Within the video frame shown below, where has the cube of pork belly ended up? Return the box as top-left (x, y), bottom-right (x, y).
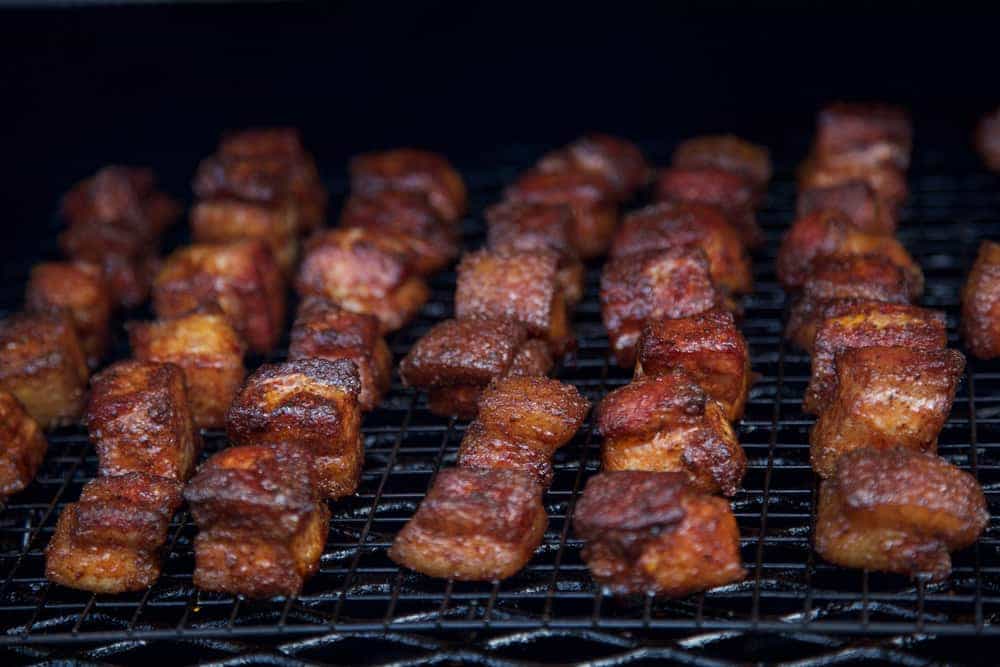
top-left (349, 148), bottom-right (467, 222)
top-left (0, 313), bottom-right (88, 429)
top-left (671, 134), bottom-right (772, 195)
top-left (962, 240), bottom-right (1000, 359)
top-left (184, 443), bottom-right (329, 597)
top-left (610, 201), bottom-right (753, 295)
top-left (504, 169), bottom-right (619, 259)
top-left (813, 102), bottom-right (913, 170)
top-left (128, 312), bottom-right (247, 429)
top-left (596, 372), bottom-right (745, 496)
top-left (815, 448), bottom-right (987, 581)
top-left (58, 219), bottom-right (159, 309)
top-left (600, 247), bottom-right (722, 368)
top-left (340, 190), bottom-right (459, 275)
top-left (288, 296), bottom-right (391, 411)
top-left (457, 422), bottom-right (557, 487)
top-left (976, 107), bottom-right (1000, 172)
top-left (190, 199), bottom-right (299, 277)
top-left (25, 261), bottom-right (112, 368)
top-left (797, 180), bottom-right (895, 235)
top-left (61, 165), bottom-right (180, 239)
top-left (295, 228), bottom-right (429, 333)
top-left (654, 167), bottom-right (762, 248)
top-left (87, 360), bottom-right (200, 480)
top-left (804, 302), bottom-right (947, 415)
top-left (636, 309), bottom-right (751, 421)
top-left (455, 248), bottom-right (573, 355)
top-left (573, 471), bottom-right (745, 596)
top-left (536, 134), bottom-right (649, 201)
top-left (46, 473), bottom-right (183, 593)
top-left (0, 390), bottom-right (47, 498)
top-left (227, 358), bottom-right (363, 500)
top-left (388, 467), bottom-right (547, 580)
top-left (798, 157), bottom-right (908, 216)
top-left (810, 347), bottom-right (964, 478)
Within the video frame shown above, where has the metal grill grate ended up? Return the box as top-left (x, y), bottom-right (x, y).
top-left (2, 137), bottom-right (1000, 664)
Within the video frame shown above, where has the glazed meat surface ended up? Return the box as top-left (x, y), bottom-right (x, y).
top-left (798, 157), bottom-right (907, 215)
top-left (671, 134), bottom-right (772, 194)
top-left (0, 390), bottom-right (47, 498)
top-left (797, 180), bottom-right (894, 235)
top-left (25, 261), bottom-right (111, 368)
top-left (654, 166), bottom-right (761, 247)
top-left (190, 199), bottom-right (299, 277)
top-left (962, 240), bottom-right (1000, 359)
top-left (813, 102), bottom-right (912, 170)
top-left (349, 148), bottom-right (466, 222)
top-left (536, 134), bottom-right (649, 200)
top-left (61, 165), bottom-right (180, 239)
top-left (976, 107), bottom-right (1000, 172)
top-left (58, 220), bottom-right (159, 309)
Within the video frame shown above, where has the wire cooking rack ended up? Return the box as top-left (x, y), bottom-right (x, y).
top-left (2, 137), bottom-right (1000, 665)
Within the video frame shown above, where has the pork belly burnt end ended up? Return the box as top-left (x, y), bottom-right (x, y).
top-left (153, 240), bottom-right (285, 353)
top-left (349, 148), bottom-right (466, 222)
top-left (58, 221), bottom-right (158, 309)
top-left (25, 261), bottom-right (112, 368)
top-left (976, 107), bottom-right (1000, 172)
top-left (536, 134), bottom-right (649, 200)
top-left (0, 313), bottom-right (88, 429)
top-left (46, 473), bottom-right (183, 593)
top-left (388, 467), bottom-right (547, 581)
top-left (0, 390), bottom-right (47, 498)
top-left (797, 180), bottom-right (895, 235)
top-left (798, 158), bottom-right (907, 216)
top-left (596, 372), bottom-right (744, 496)
top-left (227, 358), bottom-right (362, 500)
top-left (61, 165), bottom-right (180, 238)
top-left (184, 443), bottom-right (329, 598)
top-left (129, 312), bottom-right (247, 429)
top-left (811, 347), bottom-right (964, 478)
top-left (455, 248), bottom-right (573, 355)
top-left (600, 247), bottom-right (721, 368)
top-left (636, 308), bottom-right (751, 421)
top-left (573, 471), bottom-right (745, 596)
top-left (295, 228), bottom-right (429, 333)
top-left (289, 296), bottom-right (391, 411)
top-left (671, 134), bottom-right (772, 195)
top-left (813, 102), bottom-right (913, 170)
top-left (962, 240), bottom-right (1000, 359)
top-left (654, 166), bottom-right (762, 247)
top-left (804, 303), bottom-right (947, 415)
top-left (190, 199), bottom-right (299, 277)
top-left (815, 448), bottom-right (987, 581)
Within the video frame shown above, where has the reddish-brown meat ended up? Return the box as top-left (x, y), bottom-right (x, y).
top-left (962, 240), bottom-right (1000, 359)
top-left (349, 148), bottom-right (466, 222)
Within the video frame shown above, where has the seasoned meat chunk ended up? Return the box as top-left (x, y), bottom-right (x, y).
top-left (815, 448), bottom-right (988, 581)
top-left (798, 158), bottom-right (907, 216)
top-left (574, 471), bottom-right (745, 596)
top-left (61, 165), bottom-right (180, 239)
top-left (58, 220), bottom-right (158, 309)
top-left (190, 199), bottom-right (299, 277)
top-left (536, 134), bottom-right (649, 200)
top-left (671, 134), bottom-right (772, 195)
top-left (813, 102), bottom-right (912, 170)
top-left (962, 240), bottom-right (1000, 359)
top-left (0, 313), bottom-right (88, 429)
top-left (596, 372), bottom-right (745, 495)
top-left (388, 467), bottom-right (547, 580)
top-left (349, 148), bottom-right (466, 222)
top-left (0, 390), bottom-right (47, 498)
top-left (976, 107), bottom-right (1000, 172)
top-left (87, 360), bottom-right (200, 481)
top-left (227, 358), bottom-right (363, 499)
top-left (654, 166), bottom-right (762, 247)
top-left (797, 180), bottom-right (894, 235)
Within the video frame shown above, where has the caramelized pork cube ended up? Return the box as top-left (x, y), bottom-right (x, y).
top-left (810, 347), bottom-right (964, 478)
top-left (610, 201), bottom-right (753, 294)
top-left (976, 107), bottom-right (1000, 172)
top-left (58, 220), bottom-right (158, 309)
top-left (798, 158), bottom-right (908, 215)
top-left (636, 309), bottom-right (751, 421)
top-left (349, 148), bottom-right (466, 222)
top-left (190, 199), bottom-right (299, 277)
top-left (0, 390), bottom-right (47, 498)
top-left (961, 240), bottom-right (1000, 359)
top-left (456, 248), bottom-right (573, 355)
top-left (389, 467), bottom-right (546, 580)
top-left (153, 240), bottom-right (285, 353)
top-left (654, 166), bottom-right (762, 247)
top-left (797, 180), bottom-right (894, 235)
top-left (671, 134), bottom-right (772, 195)
top-left (815, 448), bottom-right (987, 581)
top-left (295, 228), bottom-right (429, 332)
top-left (46, 473), bottom-right (183, 593)
top-left (227, 358), bottom-right (363, 499)
top-left (596, 372), bottom-right (744, 495)
top-left (61, 165), bottom-right (180, 239)
top-left (288, 296), bottom-right (391, 411)
top-left (0, 313), bottom-right (88, 429)
top-left (574, 471), bottom-right (745, 596)
top-left (87, 360), bottom-right (200, 480)
top-left (600, 247), bottom-right (722, 368)
top-left (25, 261), bottom-right (111, 368)
top-left (128, 312), bottom-right (247, 429)
top-left (184, 443), bottom-right (328, 597)
top-left (536, 134), bottom-right (649, 200)
top-left (785, 298), bottom-right (871, 354)
top-left (813, 102), bottom-right (912, 170)
top-left (804, 302), bottom-right (947, 414)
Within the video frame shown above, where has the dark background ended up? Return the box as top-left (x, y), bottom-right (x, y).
top-left (0, 2), bottom-right (995, 267)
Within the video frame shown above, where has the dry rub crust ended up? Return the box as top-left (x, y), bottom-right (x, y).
top-left (388, 467), bottom-right (547, 581)
top-left (87, 360), bottom-right (200, 481)
top-left (455, 248), bottom-right (574, 355)
top-left (184, 442), bottom-right (328, 598)
top-left (797, 180), bottom-right (895, 235)
top-left (596, 372), bottom-right (745, 496)
top-left (536, 134), bottom-right (649, 201)
top-left (573, 471), bottom-right (745, 596)
top-left (815, 448), bottom-right (988, 581)
top-left (295, 228), bottom-right (430, 333)
top-left (153, 240), bottom-right (285, 353)
top-left (190, 199), bottom-right (300, 278)
top-left (289, 296), bottom-right (391, 411)
top-left (671, 134), bottom-right (772, 196)
top-left (58, 220), bottom-right (159, 309)
top-left (128, 312), bottom-right (247, 429)
top-left (635, 308), bottom-right (751, 421)
top-left (813, 102), bottom-right (913, 170)
top-left (804, 302), bottom-right (947, 415)
top-left (227, 358), bottom-right (363, 500)
top-left (962, 240), bottom-right (1000, 359)
top-left (46, 473), bottom-right (183, 593)
top-left (600, 247), bottom-right (721, 368)
top-left (654, 166), bottom-right (762, 248)
top-left (0, 390), bottom-right (47, 498)
top-left (349, 148), bottom-right (467, 223)
top-left (25, 261), bottom-right (112, 368)
top-left (61, 165), bottom-right (180, 239)
top-left (976, 107), bottom-right (1000, 172)
top-left (0, 313), bottom-right (89, 430)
